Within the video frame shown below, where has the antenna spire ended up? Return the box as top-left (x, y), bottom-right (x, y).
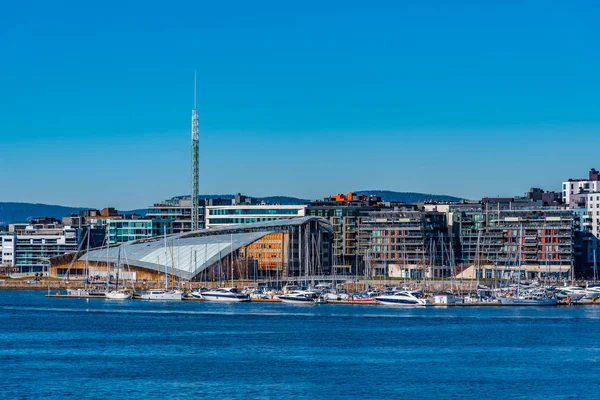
top-left (191, 70), bottom-right (200, 231)
top-left (193, 69), bottom-right (197, 109)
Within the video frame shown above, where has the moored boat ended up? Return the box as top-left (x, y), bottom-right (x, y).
top-left (279, 291), bottom-right (326, 305)
top-left (140, 289), bottom-right (183, 301)
top-left (499, 289), bottom-right (557, 306)
top-left (105, 289), bottom-right (133, 300)
top-left (374, 291), bottom-right (431, 306)
top-left (201, 287), bottom-right (250, 302)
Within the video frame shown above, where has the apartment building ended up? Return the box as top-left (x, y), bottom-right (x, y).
top-left (358, 209), bottom-right (448, 278)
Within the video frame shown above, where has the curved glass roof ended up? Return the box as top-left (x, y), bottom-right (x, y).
top-left (81, 231), bottom-right (272, 280)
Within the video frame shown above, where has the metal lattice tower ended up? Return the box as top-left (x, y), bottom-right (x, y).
top-left (191, 70), bottom-right (200, 231)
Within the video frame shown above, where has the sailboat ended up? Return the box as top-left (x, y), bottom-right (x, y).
top-left (499, 226), bottom-right (557, 306)
top-left (140, 229), bottom-right (182, 301)
top-left (105, 247), bottom-right (133, 300)
top-left (65, 228), bottom-right (108, 297)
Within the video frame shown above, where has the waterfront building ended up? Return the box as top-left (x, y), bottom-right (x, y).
top-left (450, 204), bottom-right (575, 279)
top-left (49, 217), bottom-right (332, 282)
top-left (1, 219), bottom-right (83, 275)
top-left (204, 205), bottom-right (306, 229)
top-left (107, 218), bottom-right (171, 244)
top-left (358, 209), bottom-right (448, 279)
top-left (561, 168), bottom-right (600, 276)
top-left (306, 193), bottom-right (398, 274)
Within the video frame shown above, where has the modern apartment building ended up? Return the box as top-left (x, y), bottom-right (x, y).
top-left (306, 193), bottom-right (396, 274)
top-left (358, 209), bottom-right (448, 278)
top-left (449, 203), bottom-right (575, 279)
top-left (561, 168), bottom-right (600, 276)
top-left (1, 221), bottom-right (78, 274)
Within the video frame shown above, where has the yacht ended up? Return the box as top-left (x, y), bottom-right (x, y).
top-left (374, 291), bottom-right (431, 306)
top-left (499, 289), bottom-right (557, 306)
top-left (553, 286), bottom-right (586, 303)
top-left (200, 287), bottom-right (250, 302)
top-left (105, 289), bottom-right (133, 300)
top-left (140, 289), bottom-right (183, 301)
top-left (279, 291), bottom-right (326, 305)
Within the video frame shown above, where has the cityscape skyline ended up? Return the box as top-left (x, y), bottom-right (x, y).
top-left (2, 1), bottom-right (599, 209)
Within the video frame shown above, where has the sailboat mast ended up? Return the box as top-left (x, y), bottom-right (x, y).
top-left (163, 226), bottom-right (168, 290)
top-left (593, 248), bottom-right (598, 282)
top-left (106, 226), bottom-right (110, 290)
top-left (230, 232), bottom-right (234, 288)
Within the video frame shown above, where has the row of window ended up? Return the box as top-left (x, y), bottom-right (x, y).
top-left (209, 209), bottom-right (301, 216)
top-left (208, 217), bottom-right (286, 224)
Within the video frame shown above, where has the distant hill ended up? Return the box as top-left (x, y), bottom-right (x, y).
top-left (355, 190), bottom-right (463, 203)
top-left (0, 203), bottom-right (87, 225)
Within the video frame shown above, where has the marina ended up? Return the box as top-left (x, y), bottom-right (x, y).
top-left (41, 282), bottom-right (600, 307)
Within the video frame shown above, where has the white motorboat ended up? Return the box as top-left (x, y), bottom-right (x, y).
top-left (200, 287), bottom-right (250, 303)
top-left (279, 291), bottom-right (326, 305)
top-left (105, 290), bottom-right (133, 300)
top-left (140, 289), bottom-right (183, 301)
top-left (66, 287), bottom-right (106, 297)
top-left (374, 291), bottom-right (431, 306)
top-left (324, 289), bottom-right (349, 301)
top-left (553, 286), bottom-right (586, 302)
top-left (499, 289), bottom-right (557, 306)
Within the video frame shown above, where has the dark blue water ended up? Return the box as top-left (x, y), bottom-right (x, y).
top-left (1, 291), bottom-right (599, 399)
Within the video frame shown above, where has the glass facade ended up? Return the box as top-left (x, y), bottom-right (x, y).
top-left (108, 220), bottom-right (170, 244)
top-left (208, 217), bottom-right (283, 225)
top-left (209, 208), bottom-right (300, 215)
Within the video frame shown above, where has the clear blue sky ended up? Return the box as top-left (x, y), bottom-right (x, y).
top-left (1, 0), bottom-right (598, 209)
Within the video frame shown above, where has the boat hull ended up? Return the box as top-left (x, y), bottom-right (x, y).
top-left (141, 291), bottom-right (183, 301)
top-left (105, 291), bottom-right (132, 300)
top-left (499, 297), bottom-right (557, 306)
top-left (375, 298), bottom-right (428, 306)
top-left (201, 294), bottom-right (250, 302)
top-left (374, 293), bottom-right (430, 306)
top-left (279, 297), bottom-right (318, 305)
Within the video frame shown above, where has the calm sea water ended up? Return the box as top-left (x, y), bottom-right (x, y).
top-left (1, 290), bottom-right (599, 400)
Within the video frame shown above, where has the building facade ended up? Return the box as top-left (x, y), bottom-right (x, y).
top-left (358, 209), bottom-right (448, 278)
top-left (450, 204), bottom-right (576, 279)
top-left (306, 193), bottom-right (397, 274)
top-left (108, 219), bottom-right (171, 244)
top-left (1, 225), bottom-right (78, 274)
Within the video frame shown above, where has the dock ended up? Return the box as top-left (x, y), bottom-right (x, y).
top-left (43, 293), bottom-right (600, 307)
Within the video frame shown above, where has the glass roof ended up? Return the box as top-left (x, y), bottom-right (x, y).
top-left (80, 231), bottom-right (272, 280)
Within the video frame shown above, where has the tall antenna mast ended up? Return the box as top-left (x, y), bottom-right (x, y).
top-left (191, 70), bottom-right (200, 231)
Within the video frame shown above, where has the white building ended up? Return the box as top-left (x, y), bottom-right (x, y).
top-left (205, 205), bottom-right (306, 229)
top-left (563, 169), bottom-right (600, 273)
top-left (562, 168), bottom-right (600, 205)
top-left (1, 224), bottom-right (79, 275)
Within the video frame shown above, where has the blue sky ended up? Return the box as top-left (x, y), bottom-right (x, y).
top-left (1, 0), bottom-right (598, 209)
